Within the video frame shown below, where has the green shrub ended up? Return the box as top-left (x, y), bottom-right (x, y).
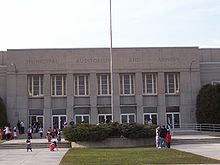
top-left (108, 122), bottom-right (122, 137)
top-left (196, 84), bottom-right (220, 123)
top-left (63, 124), bottom-right (111, 142)
top-left (121, 123), bottom-right (156, 139)
top-left (63, 123), bottom-right (156, 142)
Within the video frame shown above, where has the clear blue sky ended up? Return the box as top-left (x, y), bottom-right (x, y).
top-left (0, 0), bottom-right (220, 50)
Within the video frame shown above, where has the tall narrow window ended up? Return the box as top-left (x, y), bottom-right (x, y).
top-left (28, 75), bottom-right (43, 97)
top-left (165, 73), bottom-right (180, 94)
top-left (120, 74), bottom-right (135, 95)
top-left (143, 73), bottom-right (157, 95)
top-left (97, 74), bottom-right (111, 95)
top-left (74, 74), bottom-right (89, 96)
top-left (51, 75), bottom-right (66, 96)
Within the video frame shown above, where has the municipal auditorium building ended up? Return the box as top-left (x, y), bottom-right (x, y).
top-left (0, 47), bottom-right (219, 130)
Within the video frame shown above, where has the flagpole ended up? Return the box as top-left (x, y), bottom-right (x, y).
top-left (109, 0), bottom-right (114, 122)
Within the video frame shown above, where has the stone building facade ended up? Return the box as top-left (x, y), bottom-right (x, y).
top-left (0, 47), bottom-right (219, 131)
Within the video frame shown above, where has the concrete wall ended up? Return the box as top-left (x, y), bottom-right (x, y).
top-left (2, 47), bottom-right (208, 130)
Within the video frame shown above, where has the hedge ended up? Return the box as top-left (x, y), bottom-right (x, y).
top-left (63, 123), bottom-right (156, 142)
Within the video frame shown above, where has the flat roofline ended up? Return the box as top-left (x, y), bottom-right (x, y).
top-left (199, 48), bottom-right (220, 50)
top-left (7, 46), bottom-right (199, 51)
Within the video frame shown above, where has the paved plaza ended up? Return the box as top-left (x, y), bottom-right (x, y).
top-left (172, 143), bottom-right (220, 161)
top-left (0, 148), bottom-right (69, 165)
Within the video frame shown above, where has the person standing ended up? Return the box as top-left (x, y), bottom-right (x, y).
top-left (39, 127), bottom-right (43, 139)
top-left (4, 126), bottom-right (11, 141)
top-left (159, 125), bottom-right (167, 148)
top-left (20, 121), bottom-right (25, 134)
top-left (155, 126), bottom-right (161, 148)
top-left (166, 131), bottom-right (171, 148)
top-left (27, 127), bottom-right (32, 139)
top-left (26, 138), bottom-right (32, 152)
top-left (13, 126), bottom-right (17, 139)
top-left (17, 121), bottom-right (21, 134)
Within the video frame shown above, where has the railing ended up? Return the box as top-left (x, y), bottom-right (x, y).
top-left (175, 123), bottom-right (220, 132)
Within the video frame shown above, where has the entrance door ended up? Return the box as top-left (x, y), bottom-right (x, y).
top-left (52, 115), bottom-right (67, 130)
top-left (29, 115), bottom-right (44, 132)
top-left (166, 113), bottom-right (180, 129)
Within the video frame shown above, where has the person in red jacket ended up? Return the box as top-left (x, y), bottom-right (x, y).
top-left (165, 131), bottom-right (171, 148)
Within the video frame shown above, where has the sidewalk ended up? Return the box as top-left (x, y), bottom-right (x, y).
top-left (0, 138), bottom-right (69, 165)
top-left (172, 143), bottom-right (220, 161)
top-left (0, 148), bottom-right (69, 165)
top-left (172, 134), bottom-right (220, 161)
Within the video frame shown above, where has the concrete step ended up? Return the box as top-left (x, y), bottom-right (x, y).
top-left (172, 129), bottom-right (220, 136)
top-left (172, 138), bottom-right (220, 145)
top-left (0, 142), bottom-right (71, 150)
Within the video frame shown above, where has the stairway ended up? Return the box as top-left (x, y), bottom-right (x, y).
top-left (0, 140), bottom-right (71, 150)
top-left (172, 129), bottom-right (220, 145)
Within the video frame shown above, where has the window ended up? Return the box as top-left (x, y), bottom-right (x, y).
top-left (74, 75), bottom-right (89, 96)
top-left (51, 75), bottom-right (66, 96)
top-left (75, 115), bottom-right (90, 124)
top-left (98, 114), bottom-right (112, 123)
top-left (97, 74), bottom-right (111, 95)
top-left (165, 73), bottom-right (180, 94)
top-left (120, 113), bottom-right (136, 123)
top-left (28, 75), bottom-right (43, 97)
top-left (143, 73), bottom-right (157, 95)
top-left (143, 113), bottom-right (158, 125)
top-left (212, 81), bottom-right (220, 85)
top-left (120, 74), bottom-right (135, 95)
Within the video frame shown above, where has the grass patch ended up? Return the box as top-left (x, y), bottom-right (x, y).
top-left (60, 147), bottom-right (220, 165)
top-left (0, 140), bottom-right (4, 143)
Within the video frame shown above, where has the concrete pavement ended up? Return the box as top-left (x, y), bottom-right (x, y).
top-left (0, 148), bottom-right (69, 165)
top-left (172, 134), bottom-right (220, 161)
top-left (172, 143), bottom-right (220, 161)
top-left (0, 138), bottom-right (69, 165)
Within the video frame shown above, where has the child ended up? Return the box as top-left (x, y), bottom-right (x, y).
top-left (50, 141), bottom-right (57, 151)
top-left (39, 127), bottom-right (43, 139)
top-left (57, 130), bottom-right (61, 142)
top-left (165, 131), bottom-right (171, 148)
top-left (13, 126), bottom-right (17, 139)
top-left (46, 130), bottom-right (52, 142)
top-left (27, 127), bottom-right (32, 139)
top-left (26, 138), bottom-right (32, 152)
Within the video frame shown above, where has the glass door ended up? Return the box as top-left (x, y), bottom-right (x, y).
top-left (29, 115), bottom-right (44, 132)
top-left (166, 113), bottom-right (180, 129)
top-left (52, 115), bottom-right (67, 130)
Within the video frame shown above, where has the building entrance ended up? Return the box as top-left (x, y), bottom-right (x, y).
top-left (52, 115), bottom-right (67, 130)
top-left (29, 115), bottom-right (44, 133)
top-left (166, 113), bottom-right (180, 129)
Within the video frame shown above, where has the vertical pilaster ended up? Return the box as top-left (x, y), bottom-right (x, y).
top-left (17, 74), bottom-right (28, 130)
top-left (157, 72), bottom-right (166, 125)
top-left (112, 73), bottom-right (120, 122)
top-left (44, 74), bottom-right (51, 130)
top-left (66, 74), bottom-right (74, 123)
top-left (90, 73), bottom-right (98, 124)
top-left (135, 72), bottom-right (143, 124)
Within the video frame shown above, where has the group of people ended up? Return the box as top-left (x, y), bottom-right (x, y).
top-left (46, 127), bottom-right (62, 142)
top-left (16, 121), bottom-right (25, 134)
top-left (26, 126), bottom-right (62, 152)
top-left (156, 125), bottom-right (171, 148)
top-left (0, 125), bottom-right (18, 140)
top-left (25, 138), bottom-right (58, 152)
